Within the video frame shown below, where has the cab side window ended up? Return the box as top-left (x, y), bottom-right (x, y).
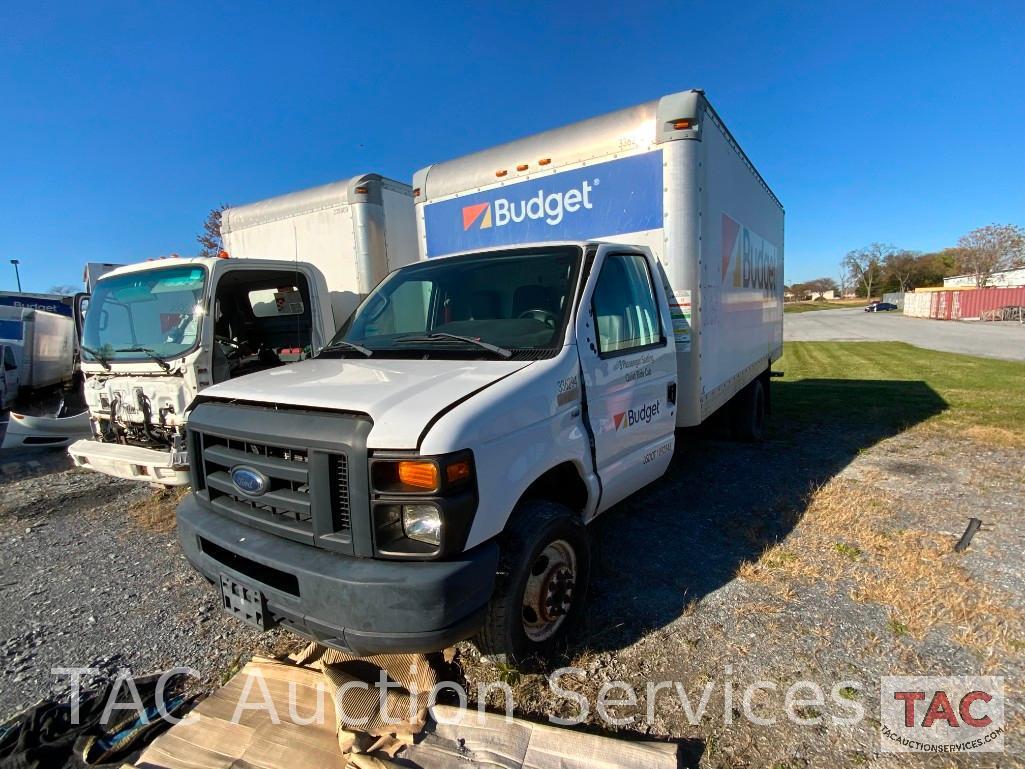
top-left (592, 254), bottom-right (662, 355)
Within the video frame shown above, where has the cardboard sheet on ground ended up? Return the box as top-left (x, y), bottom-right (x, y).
top-left (129, 657), bottom-right (678, 769)
top-left (407, 705), bottom-right (678, 769)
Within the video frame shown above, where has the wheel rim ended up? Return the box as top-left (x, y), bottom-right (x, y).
top-left (521, 539), bottom-right (577, 642)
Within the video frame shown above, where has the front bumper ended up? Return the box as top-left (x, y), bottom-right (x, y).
top-left (68, 439), bottom-right (189, 485)
top-left (177, 493), bottom-right (499, 655)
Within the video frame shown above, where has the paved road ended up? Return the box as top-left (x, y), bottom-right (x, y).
top-left (784, 308), bottom-right (1025, 361)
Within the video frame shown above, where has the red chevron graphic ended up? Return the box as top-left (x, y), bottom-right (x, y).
top-left (462, 203), bottom-right (489, 231)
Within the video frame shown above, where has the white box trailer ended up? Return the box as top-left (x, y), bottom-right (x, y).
top-left (0, 306), bottom-right (76, 393)
top-left (413, 89), bottom-right (784, 425)
top-left (221, 175), bottom-right (418, 324)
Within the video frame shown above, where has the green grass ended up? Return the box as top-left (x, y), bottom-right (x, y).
top-left (784, 300), bottom-right (862, 314)
top-left (833, 542), bottom-right (862, 560)
top-left (775, 341), bottom-right (1025, 441)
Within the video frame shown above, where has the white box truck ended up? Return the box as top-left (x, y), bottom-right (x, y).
top-left (68, 174), bottom-right (416, 485)
top-left (175, 90), bottom-right (783, 661)
top-left (0, 307), bottom-right (76, 401)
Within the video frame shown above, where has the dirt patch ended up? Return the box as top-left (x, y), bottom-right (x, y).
top-left (737, 474), bottom-right (1023, 660)
top-left (127, 486), bottom-right (187, 533)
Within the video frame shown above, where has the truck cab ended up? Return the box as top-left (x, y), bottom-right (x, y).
top-left (177, 241), bottom-right (679, 659)
top-left (68, 173), bottom-right (416, 485)
top-left (68, 256), bottom-right (333, 484)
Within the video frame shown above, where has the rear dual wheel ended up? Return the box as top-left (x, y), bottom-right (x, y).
top-left (730, 377), bottom-right (766, 442)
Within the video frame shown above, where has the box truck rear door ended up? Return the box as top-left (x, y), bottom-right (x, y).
top-left (575, 245), bottom-right (676, 512)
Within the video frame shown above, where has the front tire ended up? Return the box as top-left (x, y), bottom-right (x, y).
top-left (475, 500), bottom-right (589, 663)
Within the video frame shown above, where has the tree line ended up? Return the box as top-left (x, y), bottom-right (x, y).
top-left (789, 223), bottom-right (1025, 300)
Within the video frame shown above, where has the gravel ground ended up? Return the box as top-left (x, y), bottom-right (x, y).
top-left (0, 468), bottom-right (295, 719)
top-left (784, 307), bottom-right (1025, 361)
top-left (1, 384), bottom-right (1022, 766)
top-left (455, 420), bottom-right (1025, 767)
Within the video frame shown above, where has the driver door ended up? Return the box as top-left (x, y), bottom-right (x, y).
top-left (576, 245), bottom-right (677, 513)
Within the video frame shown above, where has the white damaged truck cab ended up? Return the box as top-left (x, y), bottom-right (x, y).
top-left (69, 174), bottom-right (415, 485)
top-left (176, 90), bottom-right (784, 660)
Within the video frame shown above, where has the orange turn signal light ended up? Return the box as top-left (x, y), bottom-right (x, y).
top-left (516, 163), bottom-right (528, 171)
top-left (445, 460), bottom-right (471, 485)
top-left (496, 169), bottom-right (508, 177)
top-left (398, 461), bottom-right (439, 490)
top-left (538, 157), bottom-right (551, 166)
top-left (673, 119), bottom-right (693, 130)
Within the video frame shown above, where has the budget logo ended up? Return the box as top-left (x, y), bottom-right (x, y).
top-left (612, 400), bottom-right (661, 431)
top-left (721, 213), bottom-right (780, 295)
top-left (880, 676), bottom-right (1004, 753)
top-left (460, 180), bottom-right (596, 232)
top-left (462, 202), bottom-right (492, 231)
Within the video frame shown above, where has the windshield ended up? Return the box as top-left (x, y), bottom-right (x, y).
top-left (325, 247), bottom-right (582, 358)
top-left (82, 265), bottom-right (207, 362)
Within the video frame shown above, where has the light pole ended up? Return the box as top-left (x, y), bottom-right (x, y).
top-left (10, 259), bottom-right (21, 292)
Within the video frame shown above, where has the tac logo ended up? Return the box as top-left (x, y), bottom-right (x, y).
top-left (612, 400), bottom-right (662, 430)
top-left (462, 202), bottom-right (492, 231)
top-left (721, 213), bottom-right (779, 295)
top-left (880, 676), bottom-right (1004, 753)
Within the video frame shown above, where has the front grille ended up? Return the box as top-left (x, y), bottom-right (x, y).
top-left (195, 433), bottom-right (350, 541)
top-left (329, 454), bottom-right (351, 532)
top-left (186, 402), bottom-right (371, 557)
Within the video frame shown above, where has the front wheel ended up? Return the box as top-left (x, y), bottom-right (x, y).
top-left (475, 500), bottom-right (590, 663)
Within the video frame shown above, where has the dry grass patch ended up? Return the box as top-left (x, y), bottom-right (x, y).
top-left (961, 424), bottom-right (1025, 449)
top-left (736, 476), bottom-right (1024, 661)
top-left (128, 486), bottom-right (186, 533)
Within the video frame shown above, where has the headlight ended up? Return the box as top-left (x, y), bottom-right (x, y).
top-left (370, 450), bottom-right (477, 558)
top-left (402, 504), bottom-right (442, 545)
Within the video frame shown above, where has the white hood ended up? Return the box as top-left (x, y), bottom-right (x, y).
top-left (198, 357), bottom-right (533, 448)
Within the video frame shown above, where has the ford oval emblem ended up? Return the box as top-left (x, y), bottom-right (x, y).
top-left (231, 466), bottom-right (269, 496)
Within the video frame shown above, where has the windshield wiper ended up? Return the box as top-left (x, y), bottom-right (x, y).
top-left (80, 345), bottom-right (111, 371)
top-left (397, 333), bottom-right (512, 359)
top-left (319, 339), bottom-right (373, 357)
top-left (113, 346), bottom-right (171, 372)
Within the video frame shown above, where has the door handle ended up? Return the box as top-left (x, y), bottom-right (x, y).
top-left (667, 382), bottom-right (677, 405)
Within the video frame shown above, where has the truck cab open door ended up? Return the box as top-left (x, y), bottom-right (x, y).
top-left (575, 244), bottom-right (677, 512)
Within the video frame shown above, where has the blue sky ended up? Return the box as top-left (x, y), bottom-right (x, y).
top-left (2, 1), bottom-right (1022, 291)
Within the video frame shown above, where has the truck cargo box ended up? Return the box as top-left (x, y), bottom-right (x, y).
top-left (0, 306), bottom-right (76, 391)
top-left (414, 89), bottom-right (784, 426)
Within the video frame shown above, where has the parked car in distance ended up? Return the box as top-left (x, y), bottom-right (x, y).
top-left (865, 302), bottom-right (898, 312)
